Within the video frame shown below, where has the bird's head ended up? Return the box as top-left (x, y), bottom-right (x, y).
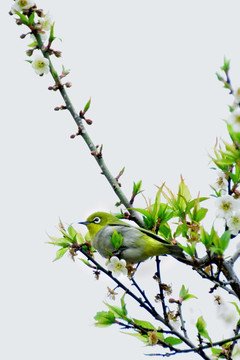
top-left (79, 212), bottom-right (121, 236)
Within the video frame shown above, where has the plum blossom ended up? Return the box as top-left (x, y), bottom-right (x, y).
top-left (228, 108), bottom-right (240, 133)
top-left (227, 211), bottom-right (240, 236)
top-left (213, 170), bottom-right (228, 194)
top-left (106, 256), bottom-right (127, 277)
top-left (233, 87), bottom-right (240, 104)
top-left (215, 195), bottom-right (239, 219)
top-left (40, 12), bottom-right (53, 31)
top-left (32, 54), bottom-right (49, 75)
top-left (11, 0), bottom-right (34, 13)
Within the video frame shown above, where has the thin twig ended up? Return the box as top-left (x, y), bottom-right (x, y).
top-left (145, 334), bottom-right (240, 357)
top-left (155, 256), bottom-right (169, 322)
top-left (177, 301), bottom-right (189, 339)
top-left (75, 245), bottom-right (211, 357)
top-left (130, 276), bottom-right (158, 314)
top-left (193, 267), bottom-right (236, 296)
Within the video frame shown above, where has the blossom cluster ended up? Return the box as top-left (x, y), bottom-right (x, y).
top-left (213, 86), bottom-right (240, 236)
top-left (216, 195), bottom-right (240, 235)
top-left (11, 1), bottom-right (53, 75)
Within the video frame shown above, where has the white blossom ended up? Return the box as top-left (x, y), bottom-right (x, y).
top-left (215, 195), bottom-right (239, 219)
top-left (228, 108), bottom-right (240, 133)
top-left (32, 54), bottom-right (49, 75)
top-left (40, 12), bottom-right (53, 31)
top-left (106, 256), bottom-right (127, 278)
top-left (213, 170), bottom-right (228, 194)
top-left (227, 211), bottom-right (240, 235)
top-left (233, 87), bottom-right (240, 104)
top-left (11, 0), bottom-right (34, 13)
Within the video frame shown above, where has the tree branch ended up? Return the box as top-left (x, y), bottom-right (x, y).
top-left (33, 31), bottom-right (144, 227)
top-left (145, 334), bottom-right (240, 357)
top-left (230, 249), bottom-right (240, 265)
top-left (75, 244), bottom-right (213, 359)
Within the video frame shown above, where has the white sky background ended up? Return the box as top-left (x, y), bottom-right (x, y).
top-left (2, 1), bottom-right (240, 359)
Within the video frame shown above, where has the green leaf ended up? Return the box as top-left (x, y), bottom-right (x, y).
top-left (231, 302), bottom-right (240, 316)
top-left (221, 57), bottom-right (230, 72)
top-left (123, 332), bottom-right (149, 344)
top-left (79, 258), bottom-right (94, 268)
top-left (84, 97), bottom-right (91, 112)
top-left (133, 180), bottom-right (142, 195)
top-left (132, 208), bottom-right (152, 219)
top-left (216, 72), bottom-right (224, 82)
top-left (15, 11), bottom-right (29, 26)
top-left (200, 227), bottom-right (212, 248)
top-left (28, 11), bottom-right (35, 25)
top-left (132, 208), bottom-right (153, 229)
top-left (158, 223), bottom-right (172, 240)
top-left (159, 204), bottom-right (175, 222)
top-left (53, 247), bottom-right (68, 261)
top-left (94, 311), bottom-right (115, 327)
top-left (110, 229), bottom-right (124, 250)
top-left (174, 222), bottom-right (189, 238)
top-left (177, 177), bottom-right (192, 212)
top-left (49, 23), bottom-right (56, 43)
top-left (196, 316), bottom-right (211, 342)
top-left (48, 236), bottom-right (71, 247)
top-left (211, 347), bottom-right (223, 356)
top-left (120, 293), bottom-right (128, 316)
top-left (220, 230), bottom-right (231, 251)
top-left (132, 319), bottom-right (155, 330)
top-left (194, 207), bottom-right (208, 222)
top-left (68, 225), bottom-right (77, 238)
top-left (104, 303), bottom-right (126, 319)
top-left (75, 232), bottom-right (85, 245)
top-left (28, 41), bottom-right (38, 48)
top-left (210, 229), bottom-right (231, 255)
top-left (179, 285), bottom-right (198, 301)
top-left (152, 185), bottom-right (163, 221)
top-left (180, 242), bottom-right (196, 257)
top-left (164, 337), bottom-right (183, 345)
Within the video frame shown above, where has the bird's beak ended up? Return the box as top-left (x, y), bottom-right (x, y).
top-left (78, 221), bottom-right (91, 225)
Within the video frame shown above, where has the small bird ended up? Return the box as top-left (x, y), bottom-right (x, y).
top-left (79, 211), bottom-right (187, 264)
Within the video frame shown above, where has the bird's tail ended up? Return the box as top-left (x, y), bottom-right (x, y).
top-left (165, 244), bottom-right (191, 264)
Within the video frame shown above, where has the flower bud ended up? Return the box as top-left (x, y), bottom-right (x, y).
top-left (36, 9), bottom-right (44, 17)
top-left (54, 51), bottom-right (62, 58)
top-left (26, 49), bottom-right (34, 57)
top-left (34, 23), bottom-right (42, 31)
top-left (16, 19), bottom-right (23, 25)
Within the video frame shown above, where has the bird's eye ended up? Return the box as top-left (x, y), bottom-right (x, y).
top-left (93, 216), bottom-right (101, 224)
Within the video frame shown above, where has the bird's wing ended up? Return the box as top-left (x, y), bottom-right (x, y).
top-left (108, 223), bottom-right (171, 245)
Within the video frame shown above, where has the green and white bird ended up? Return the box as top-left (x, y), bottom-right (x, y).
top-left (79, 211), bottom-right (187, 264)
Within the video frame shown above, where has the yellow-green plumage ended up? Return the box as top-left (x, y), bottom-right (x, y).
top-left (80, 211), bottom-right (186, 264)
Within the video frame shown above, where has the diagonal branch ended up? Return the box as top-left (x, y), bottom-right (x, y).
top-left (33, 30), bottom-right (144, 227)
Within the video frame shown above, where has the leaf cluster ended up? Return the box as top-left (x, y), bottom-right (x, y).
top-left (94, 294), bottom-right (183, 347)
top-left (48, 222), bottom-right (94, 261)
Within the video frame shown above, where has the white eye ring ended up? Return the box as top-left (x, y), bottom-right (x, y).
top-left (93, 216), bottom-right (101, 224)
